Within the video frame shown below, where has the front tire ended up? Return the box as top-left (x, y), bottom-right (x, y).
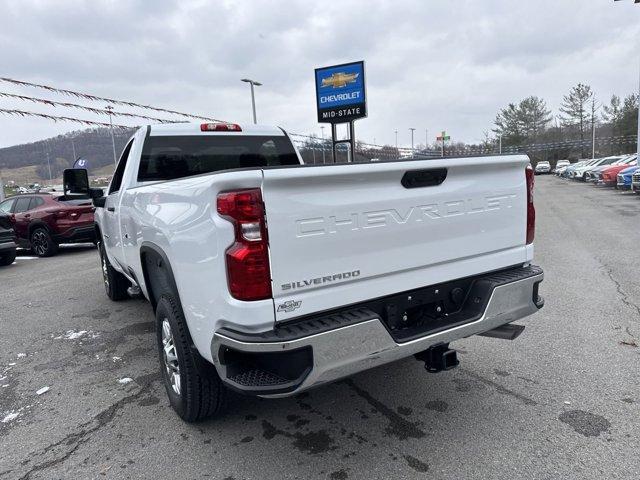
top-left (155, 294), bottom-right (226, 422)
top-left (30, 227), bottom-right (58, 257)
top-left (98, 241), bottom-right (129, 300)
top-left (0, 250), bottom-right (16, 266)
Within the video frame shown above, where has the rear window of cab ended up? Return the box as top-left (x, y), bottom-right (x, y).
top-left (137, 135), bottom-right (298, 182)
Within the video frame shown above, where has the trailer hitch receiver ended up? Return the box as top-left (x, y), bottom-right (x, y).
top-left (415, 342), bottom-right (459, 373)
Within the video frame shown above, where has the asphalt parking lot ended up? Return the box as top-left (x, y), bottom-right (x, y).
top-left (1, 175), bottom-right (639, 480)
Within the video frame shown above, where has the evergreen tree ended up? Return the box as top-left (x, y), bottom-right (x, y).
top-left (519, 96), bottom-right (552, 141)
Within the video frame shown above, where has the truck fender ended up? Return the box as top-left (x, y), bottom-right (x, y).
top-left (139, 241), bottom-right (211, 373)
top-left (139, 241), bottom-right (180, 313)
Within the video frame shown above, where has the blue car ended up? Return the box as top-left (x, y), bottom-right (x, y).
top-left (617, 165), bottom-right (640, 190)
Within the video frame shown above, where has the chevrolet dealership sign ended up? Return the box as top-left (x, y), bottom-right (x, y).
top-left (315, 61), bottom-right (367, 123)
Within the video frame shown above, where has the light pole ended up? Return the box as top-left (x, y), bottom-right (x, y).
top-left (241, 78), bottom-right (262, 124)
top-left (499, 134), bottom-right (502, 154)
top-left (591, 96), bottom-right (599, 159)
top-left (409, 128), bottom-right (416, 150)
top-left (320, 126), bottom-right (326, 164)
top-left (44, 140), bottom-right (52, 185)
top-left (71, 138), bottom-right (77, 161)
top-left (105, 105), bottom-right (117, 166)
top-left (394, 130), bottom-right (398, 150)
top-left (425, 129), bottom-right (428, 151)
top-left (613, 0), bottom-right (639, 158)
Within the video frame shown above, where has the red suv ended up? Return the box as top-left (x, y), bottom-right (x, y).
top-left (0, 194), bottom-right (96, 257)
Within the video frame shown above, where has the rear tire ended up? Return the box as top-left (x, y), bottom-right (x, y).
top-left (98, 241), bottom-right (129, 301)
top-left (155, 294), bottom-right (226, 422)
top-left (0, 250), bottom-right (16, 266)
top-left (30, 227), bottom-right (58, 257)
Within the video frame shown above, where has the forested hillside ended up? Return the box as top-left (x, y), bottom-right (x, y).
top-left (0, 127), bottom-right (134, 179)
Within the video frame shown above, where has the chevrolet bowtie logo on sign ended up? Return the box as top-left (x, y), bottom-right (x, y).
top-left (315, 61), bottom-right (367, 123)
top-left (321, 72), bottom-right (359, 89)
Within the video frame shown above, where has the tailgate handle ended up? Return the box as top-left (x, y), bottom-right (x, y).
top-left (401, 168), bottom-right (447, 188)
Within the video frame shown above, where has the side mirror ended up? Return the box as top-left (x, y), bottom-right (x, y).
top-left (89, 188), bottom-right (106, 208)
top-left (63, 168), bottom-right (89, 196)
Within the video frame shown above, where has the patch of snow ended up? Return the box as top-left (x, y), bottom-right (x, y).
top-left (54, 330), bottom-right (95, 340)
top-left (118, 377), bottom-right (133, 385)
top-left (36, 386), bottom-right (50, 395)
top-left (17, 353), bottom-right (26, 358)
top-left (1, 411), bottom-right (19, 423)
top-left (112, 356), bottom-right (122, 362)
top-left (8, 363), bottom-right (16, 366)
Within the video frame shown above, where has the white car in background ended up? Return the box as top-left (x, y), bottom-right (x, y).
top-left (553, 160), bottom-right (570, 174)
top-left (534, 161), bottom-right (551, 175)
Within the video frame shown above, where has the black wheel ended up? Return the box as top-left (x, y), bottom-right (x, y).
top-left (0, 250), bottom-right (16, 266)
top-left (98, 241), bottom-right (129, 301)
top-left (155, 294), bottom-right (226, 422)
top-left (30, 227), bottom-right (58, 257)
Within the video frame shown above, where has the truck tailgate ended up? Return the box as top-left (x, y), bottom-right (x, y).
top-left (262, 155), bottom-right (530, 322)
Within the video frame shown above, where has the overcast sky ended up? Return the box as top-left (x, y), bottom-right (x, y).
top-left (0, 0), bottom-right (639, 149)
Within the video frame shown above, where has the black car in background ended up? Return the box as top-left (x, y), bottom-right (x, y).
top-left (0, 212), bottom-right (17, 266)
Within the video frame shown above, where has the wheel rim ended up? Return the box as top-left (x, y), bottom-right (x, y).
top-left (32, 230), bottom-right (48, 256)
top-left (161, 319), bottom-right (181, 395)
top-left (100, 248), bottom-right (110, 292)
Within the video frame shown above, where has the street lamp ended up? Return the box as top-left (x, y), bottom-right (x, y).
top-left (394, 130), bottom-right (398, 150)
top-left (613, 0), bottom-right (640, 159)
top-left (105, 105), bottom-right (117, 166)
top-left (241, 78), bottom-right (262, 124)
top-left (409, 128), bottom-right (416, 150)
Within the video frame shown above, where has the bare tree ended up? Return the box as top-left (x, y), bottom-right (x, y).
top-left (559, 83), bottom-right (593, 155)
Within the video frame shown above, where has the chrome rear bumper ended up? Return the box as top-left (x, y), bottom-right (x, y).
top-left (211, 267), bottom-right (544, 398)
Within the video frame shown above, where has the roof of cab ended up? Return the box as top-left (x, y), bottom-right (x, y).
top-left (149, 123), bottom-right (285, 136)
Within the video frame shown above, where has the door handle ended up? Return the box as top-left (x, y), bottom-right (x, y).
top-left (107, 207), bottom-right (115, 212)
top-left (401, 168), bottom-right (448, 188)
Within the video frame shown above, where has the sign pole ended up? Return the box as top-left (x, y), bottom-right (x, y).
top-left (349, 121), bottom-right (356, 162)
top-left (331, 123), bottom-right (338, 163)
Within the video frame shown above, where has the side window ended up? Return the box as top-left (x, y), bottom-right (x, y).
top-left (14, 197), bottom-right (32, 213)
top-left (0, 199), bottom-right (15, 213)
top-left (29, 197), bottom-right (44, 210)
top-left (108, 140), bottom-right (134, 195)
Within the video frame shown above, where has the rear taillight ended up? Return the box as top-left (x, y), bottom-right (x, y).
top-left (217, 188), bottom-right (272, 301)
top-left (525, 165), bottom-right (535, 245)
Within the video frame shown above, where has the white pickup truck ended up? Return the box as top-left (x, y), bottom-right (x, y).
top-left (64, 122), bottom-right (544, 422)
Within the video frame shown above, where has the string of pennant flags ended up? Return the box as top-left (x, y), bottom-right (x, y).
top-left (0, 91), bottom-right (185, 124)
top-left (0, 77), bottom-right (221, 122)
top-left (0, 107), bottom-right (132, 129)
